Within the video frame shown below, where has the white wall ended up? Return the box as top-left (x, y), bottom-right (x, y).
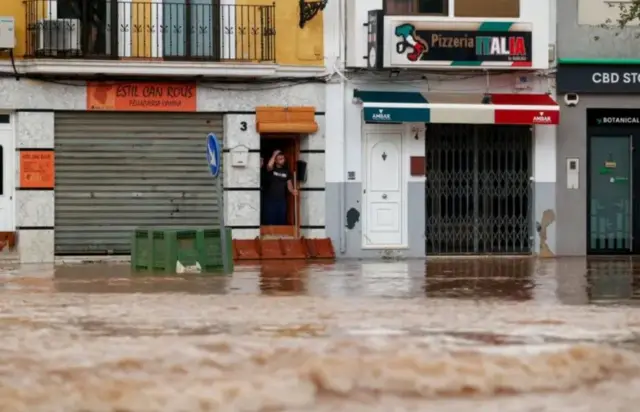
top-left (323, 0), bottom-right (343, 71)
top-left (577, 0), bottom-right (638, 25)
top-left (325, 82), bottom-right (346, 183)
top-left (549, 0), bottom-right (557, 44)
top-left (346, 0), bottom-right (383, 67)
top-left (534, 125), bottom-right (557, 184)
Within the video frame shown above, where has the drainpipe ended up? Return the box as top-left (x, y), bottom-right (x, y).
top-left (339, 78), bottom-right (348, 253)
top-left (338, 0), bottom-right (348, 254)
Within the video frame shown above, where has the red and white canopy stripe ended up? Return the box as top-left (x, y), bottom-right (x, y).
top-left (357, 90), bottom-right (559, 125)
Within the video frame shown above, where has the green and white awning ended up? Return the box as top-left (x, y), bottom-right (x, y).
top-left (355, 90), bottom-right (431, 123)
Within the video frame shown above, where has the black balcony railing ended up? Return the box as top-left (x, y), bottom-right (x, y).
top-left (25, 0), bottom-right (276, 62)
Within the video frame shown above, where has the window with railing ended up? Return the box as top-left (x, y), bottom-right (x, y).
top-left (384, 0), bottom-right (520, 18)
top-left (25, 0), bottom-right (276, 61)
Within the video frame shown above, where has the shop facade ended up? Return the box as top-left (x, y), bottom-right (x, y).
top-left (325, 74), bottom-right (559, 258)
top-left (556, 64), bottom-right (640, 255)
top-left (0, 78), bottom-right (325, 263)
top-left (327, 0), bottom-right (557, 258)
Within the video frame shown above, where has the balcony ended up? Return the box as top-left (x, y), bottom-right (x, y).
top-left (22, 0), bottom-right (278, 77)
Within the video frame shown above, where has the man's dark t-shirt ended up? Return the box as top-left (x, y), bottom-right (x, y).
top-left (260, 166), bottom-right (269, 192)
top-left (265, 166), bottom-right (291, 200)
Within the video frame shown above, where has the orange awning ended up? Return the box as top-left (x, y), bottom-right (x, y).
top-left (256, 106), bottom-right (318, 134)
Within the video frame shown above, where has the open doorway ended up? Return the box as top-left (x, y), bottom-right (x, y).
top-left (260, 135), bottom-right (300, 234)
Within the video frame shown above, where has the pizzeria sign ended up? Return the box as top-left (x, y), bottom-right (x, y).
top-left (387, 20), bottom-right (532, 68)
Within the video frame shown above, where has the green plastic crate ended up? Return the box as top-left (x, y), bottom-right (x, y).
top-left (131, 228), bottom-right (233, 274)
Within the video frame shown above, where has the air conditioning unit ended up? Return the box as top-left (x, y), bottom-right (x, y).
top-left (36, 19), bottom-right (81, 54)
top-left (0, 16), bottom-right (15, 49)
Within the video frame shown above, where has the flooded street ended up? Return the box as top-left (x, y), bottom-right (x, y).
top-left (2, 258), bottom-right (640, 411)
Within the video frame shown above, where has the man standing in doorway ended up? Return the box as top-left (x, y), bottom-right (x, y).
top-left (263, 150), bottom-right (297, 225)
top-left (260, 157), bottom-right (267, 224)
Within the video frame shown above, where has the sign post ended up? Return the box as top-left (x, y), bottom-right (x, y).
top-left (206, 133), bottom-right (230, 274)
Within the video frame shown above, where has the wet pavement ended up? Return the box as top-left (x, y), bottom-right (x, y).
top-left (2, 257), bottom-right (640, 411)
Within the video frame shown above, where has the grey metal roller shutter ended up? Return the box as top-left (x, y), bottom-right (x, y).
top-left (54, 112), bottom-right (224, 255)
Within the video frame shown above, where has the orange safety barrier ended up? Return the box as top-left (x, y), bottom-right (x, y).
top-left (260, 239), bottom-right (286, 259)
top-left (304, 238), bottom-right (336, 259)
top-left (279, 238), bottom-right (308, 259)
top-left (233, 237), bottom-right (335, 261)
top-left (232, 239), bottom-right (261, 260)
top-left (0, 232), bottom-right (17, 252)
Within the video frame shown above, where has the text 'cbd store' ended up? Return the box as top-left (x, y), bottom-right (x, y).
top-left (343, 13), bottom-right (559, 257)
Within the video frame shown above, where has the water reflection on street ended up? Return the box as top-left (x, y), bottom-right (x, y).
top-left (35, 257), bottom-right (640, 304)
top-left (2, 257), bottom-right (640, 411)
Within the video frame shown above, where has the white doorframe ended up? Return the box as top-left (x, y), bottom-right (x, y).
top-left (151, 0), bottom-right (162, 58)
top-left (47, 0), bottom-right (57, 18)
top-left (361, 123), bottom-right (408, 249)
top-left (115, 0), bottom-right (132, 57)
top-left (0, 114), bottom-right (15, 232)
top-left (221, 0), bottom-right (236, 60)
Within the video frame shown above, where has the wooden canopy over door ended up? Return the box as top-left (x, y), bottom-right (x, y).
top-left (256, 106), bottom-right (318, 134)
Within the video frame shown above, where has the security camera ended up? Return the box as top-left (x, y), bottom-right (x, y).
top-left (564, 93), bottom-right (579, 107)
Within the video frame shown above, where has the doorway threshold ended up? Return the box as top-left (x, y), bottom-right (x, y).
top-left (260, 225), bottom-right (298, 239)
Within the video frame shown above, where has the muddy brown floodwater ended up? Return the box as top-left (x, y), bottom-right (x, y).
top-left (2, 257), bottom-right (640, 411)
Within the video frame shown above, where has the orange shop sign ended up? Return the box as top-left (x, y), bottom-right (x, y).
top-left (20, 151), bottom-right (54, 189)
top-left (87, 82), bottom-right (197, 112)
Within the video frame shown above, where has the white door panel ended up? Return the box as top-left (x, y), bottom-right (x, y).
top-left (364, 132), bottom-right (403, 246)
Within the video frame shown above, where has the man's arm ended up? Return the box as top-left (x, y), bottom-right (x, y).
top-left (287, 177), bottom-right (298, 196)
top-left (266, 150), bottom-right (278, 171)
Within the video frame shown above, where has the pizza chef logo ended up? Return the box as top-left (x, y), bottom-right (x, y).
top-left (395, 24), bottom-right (428, 62)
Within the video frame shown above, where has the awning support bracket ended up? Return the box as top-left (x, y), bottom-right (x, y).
top-left (299, 0), bottom-right (328, 28)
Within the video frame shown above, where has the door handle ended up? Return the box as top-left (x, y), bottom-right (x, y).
top-left (382, 194), bottom-right (387, 199)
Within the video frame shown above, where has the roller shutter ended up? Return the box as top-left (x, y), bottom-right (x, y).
top-left (54, 112), bottom-right (224, 255)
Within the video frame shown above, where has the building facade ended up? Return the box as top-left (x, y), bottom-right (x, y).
top-left (0, 0), bottom-right (328, 263)
top-left (323, 0), bottom-right (558, 258)
top-left (556, 0), bottom-right (640, 255)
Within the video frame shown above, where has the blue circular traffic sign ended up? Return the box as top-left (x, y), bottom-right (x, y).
top-left (206, 133), bottom-right (221, 178)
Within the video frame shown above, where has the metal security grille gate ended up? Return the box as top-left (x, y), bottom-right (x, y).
top-left (54, 112), bottom-right (224, 255)
top-left (425, 124), bottom-right (532, 255)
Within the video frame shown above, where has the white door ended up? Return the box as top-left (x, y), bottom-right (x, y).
top-left (0, 119), bottom-right (14, 231)
top-left (364, 131), bottom-right (403, 246)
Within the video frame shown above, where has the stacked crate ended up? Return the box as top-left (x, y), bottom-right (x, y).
top-left (131, 228), bottom-right (233, 274)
